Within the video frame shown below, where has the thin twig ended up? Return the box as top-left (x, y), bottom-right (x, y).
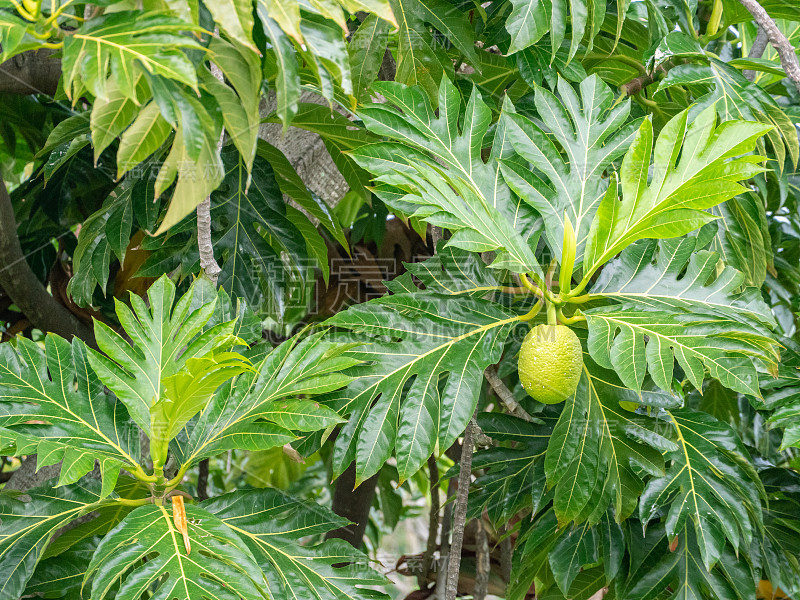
top-left (744, 26), bottom-right (770, 81)
top-left (619, 62), bottom-right (673, 95)
top-left (484, 366), bottom-right (533, 422)
top-left (420, 455), bottom-right (440, 590)
top-left (737, 0), bottom-right (800, 93)
top-left (444, 417), bottom-right (477, 600)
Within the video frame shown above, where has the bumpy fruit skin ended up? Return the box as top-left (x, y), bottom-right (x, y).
top-left (518, 324), bottom-right (583, 404)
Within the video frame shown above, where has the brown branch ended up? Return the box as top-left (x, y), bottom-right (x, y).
top-left (0, 49), bottom-right (61, 96)
top-left (499, 525), bottom-right (512, 584)
top-left (420, 455), bottom-right (440, 590)
top-left (444, 417), bottom-right (477, 600)
top-left (196, 43), bottom-right (224, 286)
top-left (473, 520), bottom-right (490, 600)
top-left (5, 455), bottom-right (60, 491)
top-left (744, 26), bottom-right (770, 81)
top-left (737, 0), bottom-right (800, 93)
top-left (620, 63), bottom-right (673, 96)
top-left (325, 463), bottom-right (380, 548)
top-left (0, 175), bottom-right (95, 344)
top-left (435, 477), bottom-right (457, 598)
top-left (430, 226), bottom-right (444, 249)
top-left (484, 365), bottom-right (533, 422)
top-left (196, 194), bottom-right (221, 284)
top-left (191, 50), bottom-right (225, 494)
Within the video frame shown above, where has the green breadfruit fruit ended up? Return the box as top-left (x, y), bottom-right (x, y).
top-left (518, 324), bottom-right (583, 404)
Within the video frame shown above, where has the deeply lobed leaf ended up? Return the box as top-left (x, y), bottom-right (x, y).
top-left (584, 104), bottom-right (771, 277)
top-left (585, 236), bottom-right (780, 396)
top-left (202, 488), bottom-right (390, 600)
top-left (352, 77), bottom-right (543, 276)
top-left (0, 335), bottom-right (140, 495)
top-left (325, 291), bottom-right (518, 484)
top-left (0, 479), bottom-right (113, 600)
top-left (85, 503), bottom-right (268, 600)
top-left (639, 410), bottom-right (765, 570)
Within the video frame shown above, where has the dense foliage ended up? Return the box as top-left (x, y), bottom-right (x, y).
top-left (0, 0), bottom-right (799, 598)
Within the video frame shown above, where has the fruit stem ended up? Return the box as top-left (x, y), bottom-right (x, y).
top-left (565, 293), bottom-right (600, 305)
top-left (546, 300), bottom-right (557, 325)
top-left (115, 497), bottom-right (152, 507)
top-left (563, 275), bottom-right (591, 300)
top-left (519, 273), bottom-right (542, 297)
top-left (520, 272), bottom-right (558, 304)
top-left (558, 308), bottom-right (586, 325)
top-left (519, 299), bottom-right (542, 321)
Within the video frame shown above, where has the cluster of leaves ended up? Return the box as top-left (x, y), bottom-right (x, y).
top-left (1, 0), bottom-right (800, 598)
top-left (0, 276), bottom-right (385, 600)
top-left (332, 61), bottom-right (794, 600)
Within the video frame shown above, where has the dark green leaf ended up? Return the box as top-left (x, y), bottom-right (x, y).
top-left (0, 335), bottom-right (140, 495)
top-left (0, 479), bottom-right (113, 600)
top-left (203, 488), bottom-right (390, 600)
top-left (85, 504), bottom-right (268, 600)
top-left (326, 290), bottom-right (518, 484)
top-left (639, 410), bottom-right (764, 569)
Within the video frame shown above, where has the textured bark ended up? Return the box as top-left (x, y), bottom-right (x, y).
top-left (5, 456), bottom-right (60, 492)
top-left (196, 47), bottom-right (224, 286)
top-left (484, 365), bottom-right (532, 422)
top-left (738, 0), bottom-right (800, 93)
top-left (444, 418), bottom-right (477, 600)
top-left (0, 49), bottom-right (61, 95)
top-left (435, 477), bottom-right (457, 598)
top-left (620, 63), bottom-right (673, 95)
top-left (196, 458), bottom-right (209, 501)
top-left (473, 520), bottom-right (490, 600)
top-left (325, 463), bottom-right (379, 549)
top-left (420, 455), bottom-right (440, 589)
top-left (196, 191), bottom-right (221, 284)
top-left (744, 26), bottom-right (770, 81)
top-left (193, 54), bottom-right (224, 501)
top-left (499, 525), bottom-right (512, 584)
top-left (0, 175), bottom-right (95, 345)
top-left (258, 92), bottom-right (349, 206)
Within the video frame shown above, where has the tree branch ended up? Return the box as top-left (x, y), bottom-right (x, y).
top-left (192, 51), bottom-right (226, 495)
top-left (620, 63), bottom-right (673, 95)
top-left (737, 0), bottom-right (800, 93)
top-left (435, 477), bottom-right (457, 598)
top-left (444, 417), bottom-right (477, 600)
top-left (0, 175), bottom-right (95, 344)
top-left (0, 49), bottom-right (61, 95)
top-left (325, 463), bottom-right (380, 548)
top-left (196, 456), bottom-right (209, 501)
top-left (196, 46), bottom-right (224, 286)
top-left (473, 520), bottom-right (490, 600)
top-left (484, 365), bottom-right (533, 422)
top-left (499, 524), bottom-right (512, 584)
top-left (420, 455), bottom-right (440, 589)
top-left (5, 455), bottom-right (60, 491)
top-left (744, 26), bottom-right (770, 81)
